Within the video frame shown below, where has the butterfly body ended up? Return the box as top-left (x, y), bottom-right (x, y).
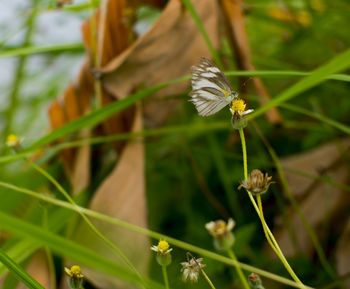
top-left (189, 58), bottom-right (238, 116)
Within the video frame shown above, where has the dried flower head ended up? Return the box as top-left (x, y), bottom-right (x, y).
top-left (238, 169), bottom-right (274, 195)
top-left (64, 265), bottom-right (84, 289)
top-left (181, 255), bottom-right (206, 283)
top-left (151, 240), bottom-right (172, 266)
top-left (205, 218), bottom-right (235, 239)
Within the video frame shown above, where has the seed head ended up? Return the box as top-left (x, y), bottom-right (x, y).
top-left (181, 256), bottom-right (206, 283)
top-left (239, 169), bottom-right (274, 195)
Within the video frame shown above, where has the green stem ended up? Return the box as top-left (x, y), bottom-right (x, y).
top-left (25, 158), bottom-right (147, 289)
top-left (238, 128), bottom-right (305, 288)
top-left (252, 121), bottom-right (338, 281)
top-left (42, 208), bottom-right (57, 289)
top-left (161, 265), bottom-right (170, 289)
top-left (257, 195), bottom-right (303, 285)
top-left (200, 268), bottom-right (217, 289)
top-left (227, 249), bottom-right (250, 289)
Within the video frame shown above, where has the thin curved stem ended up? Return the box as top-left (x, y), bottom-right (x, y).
top-left (200, 268), bottom-right (217, 289)
top-left (162, 265), bottom-right (170, 289)
top-left (227, 249), bottom-right (250, 289)
top-left (257, 195), bottom-right (303, 285)
top-left (238, 128), bottom-right (305, 288)
top-left (25, 158), bottom-right (147, 289)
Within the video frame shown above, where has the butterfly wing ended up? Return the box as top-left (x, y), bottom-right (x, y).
top-left (190, 88), bottom-right (230, 116)
top-left (190, 58), bottom-right (235, 116)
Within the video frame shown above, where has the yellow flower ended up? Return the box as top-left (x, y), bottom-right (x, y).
top-left (205, 219), bottom-right (235, 250)
top-left (151, 240), bottom-right (172, 266)
top-left (230, 99), bottom-right (254, 117)
top-left (6, 134), bottom-right (20, 148)
top-left (151, 240), bottom-right (172, 255)
top-left (64, 265), bottom-right (84, 289)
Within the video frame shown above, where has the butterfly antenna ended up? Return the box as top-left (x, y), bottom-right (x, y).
top-left (239, 77), bottom-right (253, 91)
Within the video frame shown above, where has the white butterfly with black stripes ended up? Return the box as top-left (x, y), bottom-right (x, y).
top-left (189, 58), bottom-right (238, 116)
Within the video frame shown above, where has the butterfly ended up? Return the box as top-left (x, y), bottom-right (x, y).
top-left (189, 58), bottom-right (238, 116)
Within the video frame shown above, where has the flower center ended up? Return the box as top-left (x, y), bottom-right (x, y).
top-left (70, 265), bottom-right (82, 275)
top-left (231, 99), bottom-right (246, 113)
top-left (158, 240), bottom-right (169, 252)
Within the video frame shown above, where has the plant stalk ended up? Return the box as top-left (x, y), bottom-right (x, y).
top-left (162, 265), bottom-right (170, 289)
top-left (227, 248), bottom-right (250, 289)
top-left (238, 128), bottom-right (305, 288)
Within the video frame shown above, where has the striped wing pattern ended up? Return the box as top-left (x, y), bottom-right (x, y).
top-left (190, 58), bottom-right (235, 116)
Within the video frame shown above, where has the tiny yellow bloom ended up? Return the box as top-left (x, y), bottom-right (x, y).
top-left (158, 240), bottom-right (169, 252)
top-left (64, 265), bottom-right (84, 289)
top-left (151, 240), bottom-right (172, 255)
top-left (205, 219), bottom-right (235, 250)
top-left (6, 134), bottom-right (20, 148)
top-left (151, 240), bottom-right (172, 266)
top-left (231, 99), bottom-right (246, 113)
top-left (230, 99), bottom-right (254, 117)
top-left (65, 265), bottom-right (83, 278)
top-left (205, 219), bottom-right (235, 239)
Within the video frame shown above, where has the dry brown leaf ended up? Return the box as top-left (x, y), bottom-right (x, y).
top-left (16, 251), bottom-right (52, 289)
top-left (71, 105), bottom-right (147, 289)
top-left (221, 0), bottom-right (283, 124)
top-left (80, 0), bottom-right (137, 151)
top-left (48, 99), bottom-right (74, 169)
top-left (48, 82), bottom-right (92, 194)
top-left (100, 0), bottom-right (220, 126)
top-left (271, 139), bottom-right (350, 256)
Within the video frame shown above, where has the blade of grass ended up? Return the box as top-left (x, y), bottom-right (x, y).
top-left (181, 0), bottom-right (221, 66)
top-left (0, 43), bottom-right (83, 59)
top-left (0, 210), bottom-right (164, 289)
top-left (0, 249), bottom-right (44, 289)
top-left (24, 76), bottom-right (187, 151)
top-left (0, 121), bottom-right (229, 164)
top-left (225, 70), bottom-right (350, 82)
top-left (249, 48), bottom-right (350, 119)
top-left (2, 0), bottom-right (39, 146)
top-left (280, 103), bottom-right (350, 135)
top-left (0, 193), bottom-right (89, 277)
top-left (0, 181), bottom-right (314, 289)
top-left (206, 134), bottom-right (243, 219)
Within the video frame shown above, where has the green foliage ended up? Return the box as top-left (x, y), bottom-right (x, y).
top-left (1, 0), bottom-right (350, 288)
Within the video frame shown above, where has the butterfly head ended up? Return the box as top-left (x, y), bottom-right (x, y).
top-left (230, 91), bottom-right (238, 101)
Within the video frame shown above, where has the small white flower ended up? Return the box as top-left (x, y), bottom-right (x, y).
top-left (205, 218), bottom-right (235, 239)
top-left (151, 240), bottom-right (173, 255)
